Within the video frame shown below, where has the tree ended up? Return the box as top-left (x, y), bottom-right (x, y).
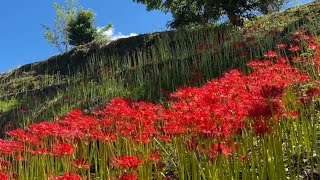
top-left (68, 10), bottom-right (113, 46)
top-left (132, 0), bottom-right (289, 28)
top-left (43, 0), bottom-right (79, 52)
top-left (43, 0), bottom-right (112, 52)
top-left (67, 9), bottom-right (96, 46)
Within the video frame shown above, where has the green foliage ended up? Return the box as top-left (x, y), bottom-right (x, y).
top-left (0, 98), bottom-right (19, 113)
top-left (67, 9), bottom-right (96, 46)
top-left (43, 0), bottom-right (79, 52)
top-left (2, 0), bottom-right (319, 135)
top-left (43, 0), bottom-right (112, 52)
top-left (133, 0), bottom-right (289, 28)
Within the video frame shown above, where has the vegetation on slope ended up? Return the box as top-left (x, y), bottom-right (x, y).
top-left (0, 1), bottom-right (319, 179)
top-left (0, 1), bottom-right (319, 136)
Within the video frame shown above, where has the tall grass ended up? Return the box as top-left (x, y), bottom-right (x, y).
top-left (0, 2), bottom-right (319, 179)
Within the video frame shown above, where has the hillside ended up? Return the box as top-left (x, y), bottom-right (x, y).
top-left (0, 1), bottom-right (320, 179)
top-left (0, 1), bottom-right (320, 137)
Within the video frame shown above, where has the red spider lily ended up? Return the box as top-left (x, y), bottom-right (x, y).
top-left (65, 109), bottom-right (83, 118)
top-left (85, 128), bottom-right (104, 141)
top-left (306, 88), bottom-right (320, 98)
top-left (184, 136), bottom-right (198, 151)
top-left (302, 34), bottom-right (312, 40)
top-left (59, 114), bottom-right (99, 132)
top-left (292, 29), bottom-right (306, 36)
top-left (0, 173), bottom-right (8, 180)
top-left (7, 129), bottom-right (25, 139)
top-left (163, 121), bottom-right (186, 135)
top-left (208, 143), bottom-right (232, 157)
top-left (307, 43), bottom-right (317, 50)
top-left (233, 41), bottom-right (246, 48)
top-left (14, 154), bottom-right (24, 161)
top-left (0, 160), bottom-right (9, 167)
top-left (7, 129), bottom-right (41, 145)
top-left (111, 155), bottom-right (142, 170)
top-left (254, 118), bottom-right (270, 135)
top-left (260, 84), bottom-right (284, 99)
top-left (48, 172), bottom-right (81, 180)
top-left (91, 109), bottom-right (105, 116)
top-left (245, 36), bottom-right (256, 42)
top-left (239, 155), bottom-right (247, 162)
top-left (51, 142), bottom-right (74, 157)
top-left (299, 96), bottom-right (311, 105)
top-left (278, 57), bottom-right (288, 64)
top-left (293, 37), bottom-right (301, 42)
top-left (219, 144), bottom-right (232, 156)
top-left (247, 60), bottom-right (273, 70)
top-left (156, 161), bottom-right (166, 170)
top-left (0, 39), bottom-right (312, 176)
top-left (27, 122), bottom-right (63, 138)
top-left (4, 123), bottom-right (14, 134)
top-left (148, 149), bottom-right (161, 162)
top-left (54, 127), bottom-right (85, 140)
top-left (119, 173), bottom-right (138, 180)
top-left (134, 135), bottom-right (150, 144)
top-left (277, 43), bottom-right (287, 49)
top-left (29, 147), bottom-right (48, 155)
top-left (158, 135), bottom-right (172, 142)
top-left (102, 133), bottom-right (117, 143)
top-left (292, 56), bottom-right (302, 62)
top-left (72, 158), bottom-right (90, 170)
top-left (169, 58), bottom-right (308, 139)
top-left (264, 51), bottom-right (278, 58)
top-left (0, 139), bottom-right (23, 154)
top-left (289, 45), bottom-right (300, 52)
top-left (0, 169), bottom-right (18, 180)
top-left (283, 111), bottom-right (299, 119)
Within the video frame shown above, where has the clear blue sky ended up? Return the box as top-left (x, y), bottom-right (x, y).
top-left (0, 0), bottom-right (312, 73)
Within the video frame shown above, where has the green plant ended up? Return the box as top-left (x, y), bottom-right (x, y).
top-left (67, 9), bottom-right (96, 46)
top-left (0, 98), bottom-right (19, 112)
top-left (43, 0), bottom-right (80, 52)
top-left (43, 0), bottom-right (112, 52)
top-left (132, 0), bottom-right (290, 28)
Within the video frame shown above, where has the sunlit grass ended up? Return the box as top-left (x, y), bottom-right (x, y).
top-left (0, 1), bottom-right (319, 179)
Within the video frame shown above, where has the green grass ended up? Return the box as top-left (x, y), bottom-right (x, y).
top-left (0, 1), bottom-right (319, 179)
top-left (0, 97), bottom-right (19, 113)
top-left (0, 1), bottom-right (320, 135)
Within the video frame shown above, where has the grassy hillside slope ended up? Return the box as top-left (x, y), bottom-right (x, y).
top-left (0, 1), bottom-right (320, 137)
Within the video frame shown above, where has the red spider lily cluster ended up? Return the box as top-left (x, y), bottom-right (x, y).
top-left (112, 155), bottom-right (143, 170)
top-left (0, 29), bottom-right (319, 179)
top-left (72, 158), bottom-right (90, 170)
top-left (0, 173), bottom-right (8, 180)
top-left (119, 173), bottom-right (138, 180)
top-left (48, 172), bottom-right (81, 180)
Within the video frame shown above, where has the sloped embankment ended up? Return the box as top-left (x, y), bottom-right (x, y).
top-left (0, 1), bottom-right (320, 137)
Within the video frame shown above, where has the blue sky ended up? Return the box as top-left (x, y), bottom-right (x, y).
top-left (0, 0), bottom-right (312, 73)
top-left (0, 0), bottom-right (172, 73)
